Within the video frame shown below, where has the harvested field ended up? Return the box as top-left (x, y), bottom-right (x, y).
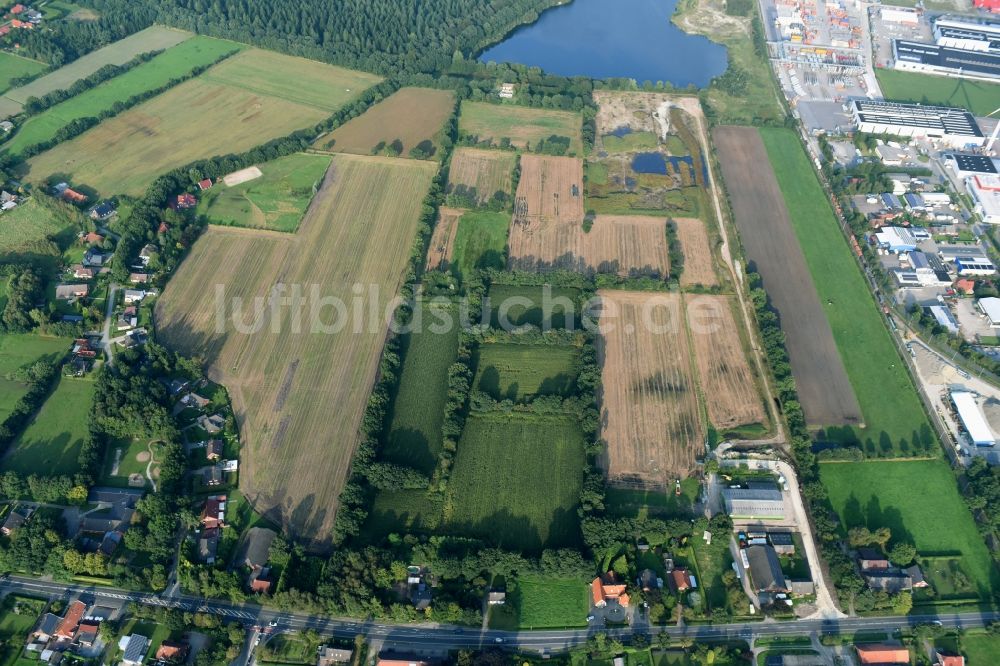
top-left (685, 294), bottom-right (766, 431)
top-left (673, 217), bottom-right (717, 287)
top-left (25, 52), bottom-right (366, 196)
top-left (459, 101), bottom-right (583, 154)
top-left (597, 290), bottom-right (703, 486)
top-left (223, 166), bottom-right (263, 187)
top-left (313, 87), bottom-right (454, 159)
top-left (425, 207), bottom-right (463, 271)
top-left (509, 212), bottom-right (670, 278)
top-left (511, 153), bottom-right (583, 226)
top-left (157, 154), bottom-right (437, 548)
top-left (0, 26), bottom-right (192, 118)
top-left (713, 126), bottom-right (861, 427)
top-left (447, 147), bottom-right (516, 206)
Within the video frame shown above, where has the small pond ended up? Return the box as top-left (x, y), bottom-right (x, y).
top-left (632, 152), bottom-right (668, 175)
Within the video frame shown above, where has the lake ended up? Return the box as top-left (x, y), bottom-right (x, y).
top-left (479, 0), bottom-right (728, 87)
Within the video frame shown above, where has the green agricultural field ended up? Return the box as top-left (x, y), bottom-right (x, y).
top-left (487, 284), bottom-right (581, 329)
top-left (472, 343), bottom-right (578, 402)
top-left (4, 36), bottom-right (241, 156)
top-left (605, 478), bottom-right (699, 518)
top-left (0, 26), bottom-right (192, 118)
top-left (459, 101), bottom-right (583, 154)
top-left (444, 413), bottom-right (585, 551)
top-left (875, 69), bottom-right (1000, 117)
top-left (0, 53), bottom-right (46, 95)
top-left (961, 633), bottom-right (1000, 665)
top-left (0, 198), bottom-right (75, 257)
top-left (820, 460), bottom-right (998, 600)
top-left (0, 333), bottom-right (69, 421)
top-left (490, 574), bottom-right (589, 629)
top-left (451, 211), bottom-right (509, 281)
top-left (760, 128), bottom-right (934, 454)
top-left (362, 489), bottom-right (444, 540)
top-left (197, 152), bottom-right (332, 232)
top-left (379, 300), bottom-right (460, 473)
top-left (2, 373), bottom-right (95, 476)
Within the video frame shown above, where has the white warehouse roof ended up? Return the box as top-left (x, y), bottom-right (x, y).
top-left (951, 391), bottom-right (996, 447)
top-left (980, 296), bottom-right (1000, 325)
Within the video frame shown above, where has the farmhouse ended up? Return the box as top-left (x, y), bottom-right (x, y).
top-left (856, 547), bottom-right (890, 570)
top-left (169, 193), bottom-right (197, 210)
top-left (951, 390), bottom-right (996, 447)
top-left (863, 570), bottom-right (913, 592)
top-left (55, 284), bottom-right (89, 300)
top-left (80, 231), bottom-right (104, 245)
top-left (722, 485), bottom-right (785, 519)
top-left (849, 99), bottom-right (984, 148)
top-left (855, 644), bottom-right (910, 664)
top-left (591, 572), bottom-right (630, 608)
top-left (933, 651), bottom-right (964, 666)
top-left (746, 544), bottom-right (789, 594)
top-left (61, 187), bottom-right (88, 205)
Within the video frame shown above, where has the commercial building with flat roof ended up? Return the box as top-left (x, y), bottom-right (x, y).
top-left (948, 153), bottom-right (999, 178)
top-left (874, 226), bottom-right (918, 252)
top-left (893, 38), bottom-right (1000, 80)
top-left (978, 296), bottom-right (1000, 326)
top-left (967, 174), bottom-right (1000, 224)
top-left (933, 16), bottom-right (1000, 52)
top-left (722, 487), bottom-right (785, 519)
top-left (850, 99), bottom-right (985, 148)
top-left (951, 390), bottom-right (996, 446)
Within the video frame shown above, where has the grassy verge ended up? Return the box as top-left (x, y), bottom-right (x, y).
top-left (760, 127), bottom-right (934, 453)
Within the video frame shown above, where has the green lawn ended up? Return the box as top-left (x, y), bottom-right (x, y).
top-left (3, 37), bottom-right (241, 156)
top-left (875, 69), bottom-right (1000, 117)
top-left (444, 413), bottom-right (585, 551)
top-left (451, 211), bottom-right (509, 281)
top-left (760, 128), bottom-right (935, 454)
top-left (820, 459), bottom-right (998, 601)
top-left (380, 300), bottom-right (460, 473)
top-left (0, 333), bottom-right (69, 421)
top-left (605, 478), bottom-right (699, 518)
top-left (0, 198), bottom-right (75, 257)
top-left (487, 284), bottom-right (581, 329)
top-left (0, 595), bottom-right (45, 666)
top-left (961, 632), bottom-right (1000, 665)
top-left (197, 152), bottom-right (332, 232)
top-left (0, 53), bottom-right (46, 95)
top-left (1, 373), bottom-right (95, 475)
top-left (472, 343), bottom-right (578, 402)
top-left (490, 574), bottom-right (588, 629)
top-left (99, 438), bottom-right (151, 488)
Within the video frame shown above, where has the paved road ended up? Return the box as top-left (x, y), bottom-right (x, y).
top-left (100, 283), bottom-right (118, 365)
top-left (2, 576), bottom-right (996, 654)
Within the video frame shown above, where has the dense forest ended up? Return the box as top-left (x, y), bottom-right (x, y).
top-left (73, 0), bottom-right (562, 74)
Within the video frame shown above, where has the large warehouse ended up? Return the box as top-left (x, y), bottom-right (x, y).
top-left (892, 39), bottom-right (1000, 80)
top-left (722, 485), bottom-right (785, 519)
top-left (933, 17), bottom-right (1000, 52)
top-left (849, 100), bottom-right (985, 148)
top-left (951, 390), bottom-right (996, 447)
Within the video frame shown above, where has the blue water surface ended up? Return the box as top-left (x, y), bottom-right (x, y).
top-left (479, 0), bottom-right (728, 87)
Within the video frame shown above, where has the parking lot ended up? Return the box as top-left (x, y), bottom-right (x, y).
top-left (870, 7), bottom-right (933, 69)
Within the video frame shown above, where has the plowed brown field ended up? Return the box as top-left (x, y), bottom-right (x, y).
top-left (156, 154), bottom-right (437, 548)
top-left (426, 207), bottom-right (462, 271)
top-left (674, 217), bottom-right (718, 287)
top-left (509, 213), bottom-right (670, 277)
top-left (597, 290), bottom-right (703, 487)
top-left (686, 294), bottom-right (766, 430)
top-left (447, 148), bottom-right (516, 206)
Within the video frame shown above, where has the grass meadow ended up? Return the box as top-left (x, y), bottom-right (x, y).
top-left (489, 574), bottom-right (589, 629)
top-left (362, 489), bottom-right (444, 541)
top-left (961, 633), bottom-right (1000, 664)
top-left (0, 26), bottom-right (192, 117)
top-left (820, 459), bottom-right (997, 601)
top-left (760, 128), bottom-right (934, 454)
top-left (99, 438), bottom-right (152, 488)
top-left (380, 300), bottom-right (460, 473)
top-left (3, 36), bottom-right (241, 156)
top-left (0, 199), bottom-right (74, 256)
top-left (472, 343), bottom-right (578, 402)
top-left (0, 53), bottom-right (46, 95)
top-left (197, 152), bottom-right (332, 232)
top-left (875, 69), bottom-right (1000, 117)
top-left (450, 211), bottom-right (510, 281)
top-left (459, 101), bottom-right (583, 154)
top-left (443, 413), bottom-right (585, 551)
top-left (2, 373), bottom-right (95, 476)
top-left (0, 596), bottom-right (46, 666)
top-left (0, 333), bottom-right (69, 421)
top-left (486, 284), bottom-right (581, 329)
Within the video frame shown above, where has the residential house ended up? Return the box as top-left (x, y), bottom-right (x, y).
top-left (157, 221), bottom-right (169, 234)
top-left (166, 378), bottom-right (190, 396)
top-left (317, 647), bottom-right (354, 666)
top-left (181, 392), bottom-right (211, 410)
top-left (55, 283), bottom-right (89, 300)
top-left (76, 621), bottom-right (99, 647)
top-left (498, 83), bottom-right (515, 99)
top-left (61, 187), bottom-right (87, 205)
top-left (591, 572), bottom-right (630, 608)
top-left (638, 568), bottom-right (661, 592)
top-left (31, 613), bottom-right (62, 642)
top-left (857, 548), bottom-right (890, 570)
top-left (123, 289), bottom-right (146, 304)
top-left (72, 338), bottom-right (97, 359)
top-left (98, 530), bottom-right (122, 556)
top-left (138, 244), bottom-right (157, 266)
top-left (205, 439), bottom-right (224, 460)
top-left (198, 413), bottom-right (226, 434)
top-left (0, 122), bottom-right (13, 133)
top-left (746, 544), bottom-right (789, 595)
top-left (1, 507), bottom-right (29, 535)
top-left (71, 265), bottom-right (94, 279)
top-left (169, 193), bottom-right (197, 210)
top-left (855, 643), bottom-right (910, 664)
top-left (198, 178), bottom-right (213, 191)
top-left (250, 567), bottom-right (273, 594)
top-left (669, 568), bottom-right (693, 593)
top-left (88, 202), bottom-right (115, 221)
top-left (128, 272), bottom-right (150, 285)
top-left (200, 496), bottom-right (226, 529)
top-left (117, 306), bottom-right (137, 331)
top-left (863, 570), bottom-right (912, 593)
top-left (198, 527), bottom-right (219, 564)
top-left (156, 641), bottom-right (189, 663)
top-left (377, 656), bottom-right (430, 666)
top-left (934, 651), bottom-right (964, 666)
top-left (82, 247), bottom-right (108, 267)
top-left (955, 278), bottom-right (976, 295)
top-left (239, 527), bottom-right (276, 571)
top-left (487, 591), bottom-right (506, 605)
top-left (119, 634), bottom-right (150, 666)
top-left (906, 564), bottom-right (928, 588)
top-left (55, 600), bottom-right (87, 641)
top-left (204, 465), bottom-right (223, 486)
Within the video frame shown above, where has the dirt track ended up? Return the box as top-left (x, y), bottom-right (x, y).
top-left (713, 126), bottom-right (861, 427)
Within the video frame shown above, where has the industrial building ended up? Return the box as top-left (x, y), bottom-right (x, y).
top-left (722, 485), bottom-right (785, 519)
top-left (933, 17), bottom-right (1000, 52)
top-left (927, 304), bottom-right (960, 334)
top-left (874, 226), bottom-right (918, 252)
top-left (966, 174), bottom-right (1000, 224)
top-left (978, 296), bottom-right (1000, 327)
top-left (849, 100), bottom-right (984, 148)
top-left (892, 251), bottom-right (951, 287)
top-left (892, 39), bottom-right (1000, 80)
top-left (947, 153), bottom-right (1000, 178)
top-left (955, 256), bottom-right (997, 275)
top-left (746, 545), bottom-right (789, 595)
top-left (951, 390), bottom-right (996, 447)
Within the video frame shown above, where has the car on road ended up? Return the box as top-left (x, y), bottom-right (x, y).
top-left (586, 615), bottom-right (595, 621)
top-left (268, 621), bottom-right (278, 627)
top-left (494, 638), bottom-right (503, 643)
